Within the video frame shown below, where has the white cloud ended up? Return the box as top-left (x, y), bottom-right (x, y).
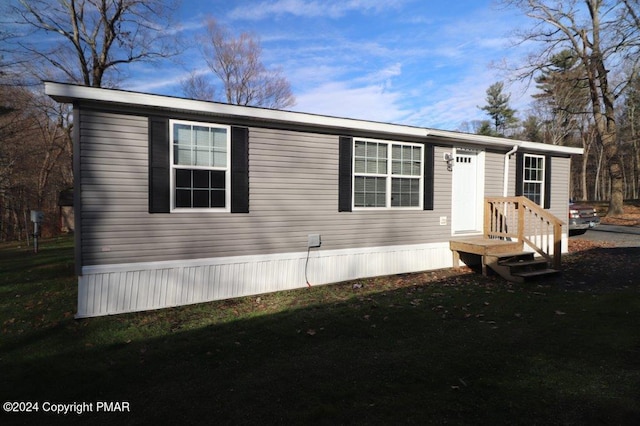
top-left (229, 0), bottom-right (405, 21)
top-left (126, 67), bottom-right (195, 94)
top-left (118, 0), bottom-right (539, 133)
top-left (293, 81), bottom-right (410, 123)
top-left (356, 62), bottom-right (402, 85)
top-left (405, 67), bottom-right (539, 131)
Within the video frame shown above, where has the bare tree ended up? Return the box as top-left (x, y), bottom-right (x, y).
top-left (0, 85), bottom-right (72, 240)
top-left (194, 18), bottom-right (296, 109)
top-left (4, 0), bottom-right (182, 87)
top-left (181, 71), bottom-right (216, 102)
top-left (504, 0), bottom-right (640, 215)
top-left (619, 74), bottom-right (640, 199)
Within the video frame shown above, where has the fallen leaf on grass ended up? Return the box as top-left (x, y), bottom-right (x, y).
top-left (555, 310), bottom-right (566, 315)
top-left (306, 329), bottom-right (316, 336)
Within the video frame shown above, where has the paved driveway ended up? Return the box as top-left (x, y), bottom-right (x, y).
top-left (572, 224), bottom-right (640, 247)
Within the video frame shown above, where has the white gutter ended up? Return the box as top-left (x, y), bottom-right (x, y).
top-left (503, 145), bottom-right (518, 197)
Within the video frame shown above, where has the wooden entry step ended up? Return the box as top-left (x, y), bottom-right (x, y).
top-left (486, 252), bottom-right (560, 283)
top-left (450, 237), bottom-right (560, 283)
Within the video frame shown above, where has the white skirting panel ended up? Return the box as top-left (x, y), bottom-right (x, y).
top-left (76, 242), bottom-right (453, 318)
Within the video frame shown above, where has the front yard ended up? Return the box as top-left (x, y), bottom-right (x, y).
top-left (1, 235), bottom-right (639, 425)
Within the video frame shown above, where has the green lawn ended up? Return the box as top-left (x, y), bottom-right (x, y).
top-left (1, 236), bottom-right (639, 425)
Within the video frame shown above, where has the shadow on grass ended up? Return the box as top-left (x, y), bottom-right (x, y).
top-left (2, 244), bottom-right (640, 425)
top-left (0, 240), bottom-right (74, 281)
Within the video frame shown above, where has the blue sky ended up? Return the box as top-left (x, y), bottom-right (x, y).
top-left (111, 1), bottom-right (536, 130)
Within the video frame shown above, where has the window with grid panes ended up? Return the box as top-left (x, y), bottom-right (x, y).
top-left (523, 154), bottom-right (545, 205)
top-left (171, 120), bottom-right (230, 210)
top-left (353, 139), bottom-right (423, 208)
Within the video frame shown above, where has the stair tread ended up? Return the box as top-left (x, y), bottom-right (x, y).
top-left (499, 259), bottom-right (549, 267)
top-left (513, 269), bottom-right (560, 278)
top-left (487, 251), bottom-right (535, 259)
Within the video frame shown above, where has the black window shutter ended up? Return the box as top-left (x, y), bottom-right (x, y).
top-left (231, 126), bottom-right (249, 213)
top-left (423, 144), bottom-right (434, 210)
top-left (515, 151), bottom-right (524, 197)
top-left (544, 155), bottom-right (552, 209)
top-left (338, 136), bottom-right (353, 212)
top-left (149, 117), bottom-right (170, 213)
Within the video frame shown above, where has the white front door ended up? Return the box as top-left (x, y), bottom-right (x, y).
top-left (452, 148), bottom-right (484, 234)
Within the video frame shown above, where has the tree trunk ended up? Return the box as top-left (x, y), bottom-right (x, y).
top-left (595, 145), bottom-right (603, 200)
top-left (632, 109), bottom-right (639, 199)
top-left (636, 140), bottom-right (640, 199)
top-left (608, 161), bottom-right (625, 214)
top-left (603, 129), bottom-right (624, 214)
top-left (23, 209), bottom-right (30, 246)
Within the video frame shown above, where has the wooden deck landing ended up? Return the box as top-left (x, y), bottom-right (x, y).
top-left (448, 197), bottom-right (563, 282)
top-left (450, 237), bottom-right (523, 276)
top-left (450, 237), bottom-right (522, 257)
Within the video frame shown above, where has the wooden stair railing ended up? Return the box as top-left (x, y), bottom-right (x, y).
top-left (484, 196), bottom-right (563, 270)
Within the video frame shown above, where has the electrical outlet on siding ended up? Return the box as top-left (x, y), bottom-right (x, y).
top-left (439, 217), bottom-right (447, 226)
top-left (308, 234), bottom-right (321, 248)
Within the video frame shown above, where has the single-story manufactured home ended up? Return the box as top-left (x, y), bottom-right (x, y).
top-left (45, 82), bottom-right (583, 318)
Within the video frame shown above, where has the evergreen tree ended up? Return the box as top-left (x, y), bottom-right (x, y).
top-left (476, 120), bottom-right (497, 136)
top-left (479, 82), bottom-right (517, 136)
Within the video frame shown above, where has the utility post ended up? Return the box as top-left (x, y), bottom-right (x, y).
top-left (30, 210), bottom-right (44, 253)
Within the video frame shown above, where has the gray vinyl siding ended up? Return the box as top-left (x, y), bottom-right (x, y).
top-left (484, 150), bottom-right (506, 197)
top-left (506, 154), bottom-right (569, 224)
top-left (433, 146), bottom-right (453, 223)
top-left (78, 108), bottom-right (572, 267)
top-left (484, 152), bottom-right (569, 225)
top-left (79, 110), bottom-right (452, 267)
top-left (549, 156), bottom-right (570, 228)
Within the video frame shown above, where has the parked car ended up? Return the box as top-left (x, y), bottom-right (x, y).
top-left (569, 201), bottom-right (600, 235)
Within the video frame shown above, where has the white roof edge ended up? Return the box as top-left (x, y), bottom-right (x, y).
top-left (45, 81), bottom-right (584, 156)
top-left (426, 129), bottom-right (583, 155)
top-left (44, 81), bottom-right (427, 137)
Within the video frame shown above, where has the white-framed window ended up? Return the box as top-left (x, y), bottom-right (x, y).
top-left (170, 119), bottom-right (231, 211)
top-left (353, 138), bottom-right (423, 209)
top-left (523, 154), bottom-right (545, 205)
